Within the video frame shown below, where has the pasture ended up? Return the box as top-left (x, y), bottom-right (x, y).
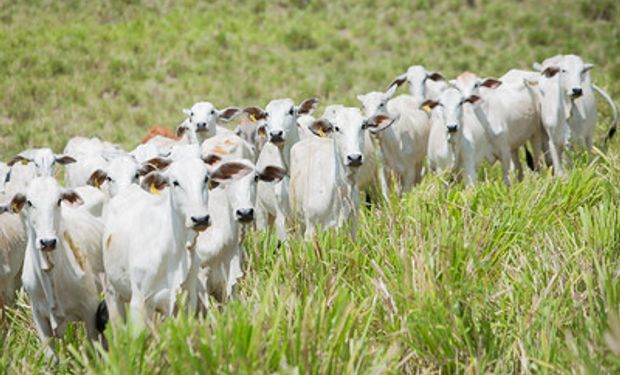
top-left (1, 0), bottom-right (620, 373)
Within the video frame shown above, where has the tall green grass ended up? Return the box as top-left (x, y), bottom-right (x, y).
top-left (1, 0), bottom-right (620, 373)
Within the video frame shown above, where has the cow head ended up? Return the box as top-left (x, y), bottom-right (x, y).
top-left (243, 98), bottom-right (318, 147)
top-left (450, 71), bottom-right (502, 99)
top-left (88, 156), bottom-right (159, 197)
top-left (421, 88), bottom-right (481, 139)
top-left (8, 177), bottom-right (83, 271)
top-left (8, 148), bottom-right (76, 178)
top-left (357, 84), bottom-right (398, 119)
top-left (534, 55), bottom-right (593, 100)
top-left (389, 65), bottom-right (446, 103)
top-left (177, 102), bottom-right (242, 144)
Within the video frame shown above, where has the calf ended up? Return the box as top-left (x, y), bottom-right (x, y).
top-left (8, 148), bottom-right (76, 178)
top-left (4, 178), bottom-right (103, 363)
top-left (388, 65), bottom-right (448, 103)
top-left (177, 102), bottom-right (242, 144)
top-left (289, 107), bottom-right (394, 239)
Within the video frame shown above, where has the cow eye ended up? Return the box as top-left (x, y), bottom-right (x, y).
top-left (27, 200), bottom-right (33, 207)
top-left (172, 180), bottom-right (180, 187)
top-left (254, 174), bottom-right (259, 182)
top-left (57, 198), bottom-right (62, 206)
top-left (190, 112), bottom-right (194, 117)
top-left (334, 126), bottom-right (341, 132)
top-left (106, 176), bottom-right (112, 182)
top-left (288, 108), bottom-right (295, 116)
top-left (211, 109), bottom-right (216, 115)
top-left (379, 102), bottom-right (385, 108)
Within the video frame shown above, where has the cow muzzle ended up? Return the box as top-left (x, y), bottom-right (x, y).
top-left (570, 88), bottom-right (583, 99)
top-left (39, 238), bottom-right (57, 252)
top-left (190, 215), bottom-right (211, 232)
top-left (196, 123), bottom-right (209, 132)
top-left (346, 154), bottom-right (363, 167)
top-left (447, 124), bottom-right (458, 134)
top-left (269, 130), bottom-right (285, 144)
top-left (235, 208), bottom-right (254, 223)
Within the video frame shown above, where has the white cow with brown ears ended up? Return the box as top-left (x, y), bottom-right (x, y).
top-left (242, 98), bottom-right (318, 240)
top-left (2, 178), bottom-right (104, 363)
top-left (388, 65), bottom-right (448, 103)
top-left (176, 102), bottom-right (242, 145)
top-left (8, 148), bottom-right (76, 178)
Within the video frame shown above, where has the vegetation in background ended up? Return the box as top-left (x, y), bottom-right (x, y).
top-left (1, 0), bottom-right (619, 373)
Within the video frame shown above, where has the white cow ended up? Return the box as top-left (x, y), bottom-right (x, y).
top-left (424, 87), bottom-right (497, 186)
top-left (2, 162), bottom-right (38, 196)
top-left (200, 132), bottom-right (256, 162)
top-left (102, 155), bottom-right (251, 325)
top-left (177, 102), bottom-right (242, 145)
top-left (4, 178), bottom-right (104, 362)
top-left (289, 107), bottom-right (394, 239)
top-left (64, 137), bottom-right (122, 187)
top-left (358, 84), bottom-right (431, 196)
top-left (0, 198), bottom-right (26, 311)
top-left (243, 98), bottom-right (318, 240)
top-left (234, 116), bottom-right (267, 160)
top-left (388, 65), bottom-right (448, 103)
top-left (196, 156), bottom-right (285, 303)
top-left (8, 148), bottom-right (76, 178)
top-left (533, 54), bottom-right (618, 149)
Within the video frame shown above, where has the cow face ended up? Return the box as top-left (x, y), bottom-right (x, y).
top-left (389, 65), bottom-right (445, 103)
top-left (357, 84), bottom-right (397, 119)
top-left (8, 148), bottom-right (76, 178)
top-left (243, 98), bottom-right (318, 146)
top-left (88, 156), bottom-right (154, 197)
top-left (451, 72), bottom-right (502, 99)
top-left (422, 88), bottom-right (481, 139)
top-left (177, 102), bottom-right (242, 144)
top-left (8, 177), bottom-right (82, 271)
top-left (559, 55), bottom-right (593, 100)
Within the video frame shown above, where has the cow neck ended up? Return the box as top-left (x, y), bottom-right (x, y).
top-left (163, 188), bottom-right (188, 250)
top-left (278, 127), bottom-right (300, 173)
top-left (210, 187), bottom-right (239, 245)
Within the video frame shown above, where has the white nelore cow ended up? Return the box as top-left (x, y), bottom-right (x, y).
top-left (243, 98), bottom-right (318, 240)
top-left (424, 87), bottom-right (497, 186)
top-left (196, 154), bottom-right (285, 303)
top-left (8, 148), bottom-right (76, 178)
top-left (533, 54), bottom-right (618, 148)
top-left (289, 106), bottom-right (394, 239)
top-left (201, 132), bottom-right (256, 163)
top-left (388, 65), bottom-right (448, 103)
top-left (358, 84), bottom-right (431, 196)
top-left (102, 155), bottom-right (250, 325)
top-left (3, 178), bottom-right (104, 363)
top-left (176, 102), bottom-right (242, 145)
top-left (63, 136), bottom-right (122, 187)
top-left (0, 196), bottom-right (26, 311)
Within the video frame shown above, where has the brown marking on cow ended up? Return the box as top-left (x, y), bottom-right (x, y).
top-left (141, 126), bottom-right (180, 144)
top-left (63, 231), bottom-right (86, 271)
top-left (211, 145), bottom-right (227, 156)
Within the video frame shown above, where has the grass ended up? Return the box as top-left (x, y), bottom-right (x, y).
top-left (1, 0), bottom-right (620, 373)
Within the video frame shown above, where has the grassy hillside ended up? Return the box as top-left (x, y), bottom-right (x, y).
top-left (1, 0), bottom-right (620, 373)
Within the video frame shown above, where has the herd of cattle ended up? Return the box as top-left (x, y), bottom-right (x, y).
top-left (0, 54), bottom-right (617, 362)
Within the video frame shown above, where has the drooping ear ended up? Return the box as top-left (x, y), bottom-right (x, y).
top-left (176, 122), bottom-right (189, 137)
top-left (87, 169), bottom-right (108, 189)
top-left (297, 98), bottom-right (319, 115)
top-left (145, 157), bottom-right (172, 170)
top-left (183, 108), bottom-right (192, 117)
top-left (209, 162), bottom-right (253, 184)
top-left (541, 66), bottom-right (561, 78)
top-left (464, 95), bottom-right (482, 104)
top-left (10, 194), bottom-right (27, 213)
top-left (137, 163), bottom-right (157, 176)
top-left (61, 190), bottom-right (83, 206)
top-left (202, 154), bottom-right (222, 167)
top-left (140, 172), bottom-right (169, 195)
top-left (388, 73), bottom-right (407, 89)
top-left (480, 78), bottom-right (502, 89)
top-left (583, 63), bottom-right (594, 73)
top-left (532, 62), bottom-right (542, 71)
top-left (258, 166), bottom-right (286, 182)
top-left (428, 72), bottom-right (445, 81)
top-left (384, 84), bottom-right (398, 100)
top-left (243, 107), bottom-right (268, 121)
top-left (217, 107), bottom-right (242, 122)
top-left (257, 123), bottom-right (267, 138)
top-left (363, 114), bottom-right (396, 134)
top-left (55, 154), bottom-right (77, 165)
top-left (420, 99), bottom-right (440, 112)
top-left (309, 119), bottom-right (334, 137)
top-left (7, 155), bottom-right (30, 167)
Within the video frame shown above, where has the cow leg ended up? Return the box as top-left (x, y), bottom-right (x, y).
top-left (32, 310), bottom-right (58, 365)
top-left (129, 286), bottom-right (148, 329)
top-left (530, 133), bottom-right (543, 172)
top-left (511, 149), bottom-right (524, 181)
top-left (500, 148), bottom-right (513, 186)
top-left (546, 136), bottom-right (565, 176)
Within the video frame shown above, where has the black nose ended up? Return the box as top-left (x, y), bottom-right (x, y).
top-left (235, 208), bottom-right (255, 223)
top-left (196, 122), bottom-right (207, 130)
top-left (447, 124), bottom-right (458, 133)
top-left (269, 130), bottom-right (284, 142)
top-left (40, 238), bottom-right (57, 251)
top-left (572, 88), bottom-right (583, 97)
top-left (347, 154), bottom-right (363, 167)
top-left (191, 215), bottom-right (210, 230)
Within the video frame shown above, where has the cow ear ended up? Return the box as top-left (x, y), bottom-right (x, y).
top-left (61, 190), bottom-right (83, 206)
top-left (384, 84), bottom-right (398, 100)
top-left (217, 107), bottom-right (242, 122)
top-left (364, 114), bottom-right (396, 134)
top-left (87, 169), bottom-right (108, 189)
top-left (388, 73), bottom-right (407, 89)
top-left (7, 155), bottom-right (29, 167)
top-left (140, 172), bottom-right (169, 195)
top-left (10, 194), bottom-right (27, 213)
top-left (202, 154), bottom-right (222, 167)
top-left (243, 107), bottom-right (267, 121)
top-left (55, 154), bottom-right (77, 165)
top-left (145, 157), bottom-right (172, 170)
top-left (309, 119), bottom-right (334, 137)
top-left (209, 162), bottom-right (253, 184)
top-left (480, 78), bottom-right (502, 89)
top-left (420, 99), bottom-right (439, 112)
top-left (258, 166), bottom-right (286, 182)
top-left (183, 108), bottom-right (192, 117)
top-left (297, 98), bottom-right (319, 115)
top-left (137, 163), bottom-right (156, 176)
top-left (428, 72), bottom-right (445, 81)
top-left (257, 123), bottom-right (267, 138)
top-left (583, 63), bottom-right (594, 73)
top-left (542, 66), bottom-right (561, 78)
top-left (464, 95), bottom-right (481, 104)
top-left (176, 121), bottom-right (189, 137)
